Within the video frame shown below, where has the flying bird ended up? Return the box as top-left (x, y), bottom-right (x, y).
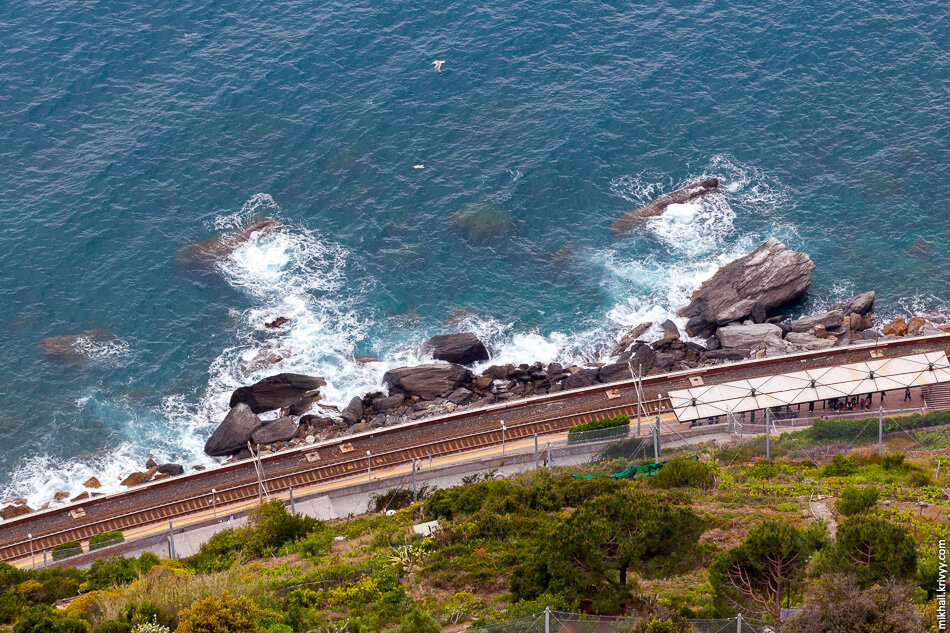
top-left (432, 60), bottom-right (445, 74)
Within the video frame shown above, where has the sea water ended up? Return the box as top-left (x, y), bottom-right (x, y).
top-left (0, 0), bottom-right (947, 504)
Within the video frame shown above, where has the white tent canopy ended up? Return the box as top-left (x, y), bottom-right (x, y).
top-left (669, 351), bottom-right (950, 422)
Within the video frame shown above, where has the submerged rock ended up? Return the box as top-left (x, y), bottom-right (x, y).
top-left (450, 202), bottom-right (515, 241)
top-left (175, 216), bottom-right (282, 266)
top-left (39, 329), bottom-right (123, 366)
top-left (204, 403), bottom-right (264, 456)
top-left (610, 178), bottom-right (720, 235)
top-left (424, 333), bottom-right (489, 365)
top-left (229, 373), bottom-right (326, 414)
top-left (679, 238), bottom-right (815, 338)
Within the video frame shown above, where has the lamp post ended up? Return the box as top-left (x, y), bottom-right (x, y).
top-left (367, 450), bottom-right (372, 480)
top-left (210, 489), bottom-right (217, 518)
top-left (27, 533), bottom-right (33, 569)
top-left (500, 420), bottom-right (507, 456)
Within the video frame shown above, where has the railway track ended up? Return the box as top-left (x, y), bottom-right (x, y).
top-left (1, 333), bottom-right (948, 562)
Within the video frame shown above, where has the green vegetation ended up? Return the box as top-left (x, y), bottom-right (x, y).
top-left (52, 541), bottom-right (84, 561)
top-left (567, 415), bottom-right (630, 443)
top-left (89, 532), bottom-right (125, 551)
top-left (5, 421), bottom-right (950, 632)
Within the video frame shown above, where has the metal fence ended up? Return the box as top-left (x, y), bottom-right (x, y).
top-left (467, 609), bottom-right (774, 633)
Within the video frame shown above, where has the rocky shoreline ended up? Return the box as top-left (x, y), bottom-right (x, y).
top-left (9, 237), bottom-right (949, 517)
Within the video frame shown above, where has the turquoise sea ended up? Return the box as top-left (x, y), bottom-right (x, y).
top-left (0, 0), bottom-right (947, 503)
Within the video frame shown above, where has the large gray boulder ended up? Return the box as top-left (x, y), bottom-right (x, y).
top-left (561, 368), bottom-right (600, 390)
top-left (679, 239), bottom-right (815, 337)
top-left (716, 323), bottom-right (784, 350)
top-left (598, 363), bottom-right (631, 384)
top-left (832, 291), bottom-right (876, 316)
top-left (383, 364), bottom-right (473, 400)
top-left (341, 396), bottom-right (364, 424)
top-left (423, 333), bottom-right (490, 365)
top-left (785, 332), bottom-right (836, 350)
top-left (618, 341), bottom-right (657, 373)
top-left (205, 404), bottom-right (264, 456)
top-left (789, 309), bottom-right (844, 333)
top-left (250, 417), bottom-right (298, 445)
top-left (229, 373), bottom-right (326, 414)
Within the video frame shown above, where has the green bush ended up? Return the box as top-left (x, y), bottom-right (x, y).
top-left (836, 486), bottom-right (879, 516)
top-left (244, 500), bottom-right (322, 556)
top-left (88, 531), bottom-right (124, 551)
top-left (51, 541), bottom-right (83, 561)
top-left (124, 601), bottom-right (168, 627)
top-left (83, 553), bottom-right (160, 591)
top-left (823, 453), bottom-right (856, 477)
top-left (394, 608), bottom-right (440, 633)
top-left (567, 415), bottom-right (630, 443)
top-left (12, 605), bottom-right (88, 633)
top-left (651, 457), bottom-right (715, 490)
top-left (809, 410), bottom-right (950, 443)
top-left (881, 453), bottom-right (907, 471)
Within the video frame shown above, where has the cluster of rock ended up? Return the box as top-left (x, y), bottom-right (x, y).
top-left (63, 236), bottom-right (947, 497)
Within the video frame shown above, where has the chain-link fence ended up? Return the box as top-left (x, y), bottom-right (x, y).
top-left (466, 609), bottom-right (774, 633)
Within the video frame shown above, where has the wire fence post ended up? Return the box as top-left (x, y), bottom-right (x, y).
top-left (736, 613), bottom-right (742, 633)
top-left (534, 433), bottom-right (539, 470)
top-left (412, 459), bottom-right (418, 502)
top-left (544, 606), bottom-right (551, 633)
top-left (546, 441), bottom-right (551, 467)
top-left (168, 521), bottom-right (176, 559)
top-left (42, 551), bottom-right (47, 569)
top-left (878, 406), bottom-right (884, 456)
top-left (289, 486), bottom-right (295, 515)
top-left (653, 419), bottom-right (660, 464)
top-left (765, 408), bottom-right (771, 461)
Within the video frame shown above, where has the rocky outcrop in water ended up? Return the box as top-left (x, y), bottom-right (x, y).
top-left (679, 238), bottom-right (815, 338)
top-left (229, 373), bottom-right (326, 414)
top-left (39, 329), bottom-right (123, 366)
top-left (175, 216), bottom-right (282, 266)
top-left (610, 178), bottom-right (720, 236)
top-left (424, 333), bottom-right (490, 365)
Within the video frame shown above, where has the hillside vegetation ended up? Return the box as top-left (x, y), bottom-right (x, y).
top-left (2, 416), bottom-right (949, 633)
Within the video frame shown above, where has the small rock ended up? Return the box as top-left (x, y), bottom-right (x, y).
top-left (193, 465), bottom-right (206, 471)
top-left (120, 466), bottom-right (157, 488)
top-left (71, 491), bottom-right (90, 502)
top-left (882, 318), bottom-right (908, 337)
top-left (472, 374), bottom-right (493, 391)
top-left (0, 504), bottom-right (32, 520)
top-left (341, 396), bottom-right (364, 424)
top-left (53, 491), bottom-right (70, 502)
top-left (906, 316), bottom-right (930, 335)
top-left (265, 316), bottom-right (290, 329)
top-left (156, 463), bottom-right (184, 476)
top-left (611, 322), bottom-right (653, 356)
top-left (660, 319), bottom-right (680, 340)
top-left (354, 355), bottom-right (381, 364)
top-left (83, 477), bottom-right (101, 489)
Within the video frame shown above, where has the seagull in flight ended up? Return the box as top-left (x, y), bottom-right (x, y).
top-left (432, 60), bottom-right (445, 74)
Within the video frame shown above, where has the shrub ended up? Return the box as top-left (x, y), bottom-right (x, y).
top-left (244, 500), bottom-right (321, 556)
top-left (130, 620), bottom-right (171, 633)
top-left (634, 619), bottom-right (691, 633)
top-left (175, 593), bottom-right (258, 633)
top-left (52, 541), bottom-right (83, 561)
top-left (651, 457), bottom-right (715, 490)
top-left (823, 453), bottom-right (856, 477)
top-left (881, 453), bottom-right (907, 471)
top-left (567, 415), bottom-right (630, 443)
top-left (809, 410), bottom-right (950, 443)
top-left (907, 468), bottom-right (933, 487)
top-left (125, 601), bottom-right (169, 628)
top-left (89, 531), bottom-right (125, 551)
top-left (395, 608), bottom-right (440, 633)
top-left (836, 486), bottom-right (879, 516)
top-left (785, 574), bottom-right (922, 633)
top-left (829, 516), bottom-right (917, 587)
top-left (370, 485), bottom-right (431, 512)
top-left (12, 605), bottom-right (88, 633)
top-left (186, 528), bottom-right (245, 573)
top-left (83, 553), bottom-right (160, 591)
